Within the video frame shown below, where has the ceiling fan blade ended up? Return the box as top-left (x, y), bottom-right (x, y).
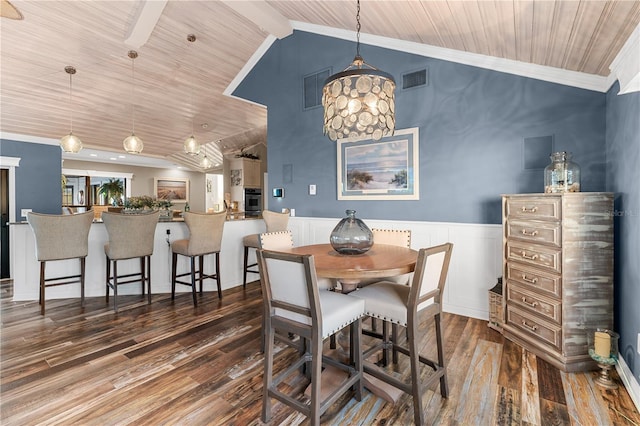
top-left (1, 0), bottom-right (23, 20)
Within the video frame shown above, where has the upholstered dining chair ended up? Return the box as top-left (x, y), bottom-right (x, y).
top-left (352, 243), bottom-right (453, 426)
top-left (171, 211), bottom-right (226, 306)
top-left (257, 249), bottom-right (364, 425)
top-left (243, 209), bottom-right (289, 288)
top-left (102, 211), bottom-right (160, 312)
top-left (27, 210), bottom-right (94, 315)
top-left (364, 228), bottom-right (413, 360)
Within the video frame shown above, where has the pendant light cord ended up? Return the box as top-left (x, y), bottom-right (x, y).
top-left (68, 71), bottom-right (74, 132)
top-left (131, 53), bottom-right (136, 134)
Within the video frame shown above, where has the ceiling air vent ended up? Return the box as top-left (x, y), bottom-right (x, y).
top-left (402, 69), bottom-right (427, 90)
top-left (303, 68), bottom-right (331, 109)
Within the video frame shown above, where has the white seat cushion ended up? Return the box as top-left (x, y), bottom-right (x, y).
top-left (275, 291), bottom-right (364, 339)
top-left (352, 281), bottom-right (410, 326)
top-left (352, 281), bottom-right (436, 326)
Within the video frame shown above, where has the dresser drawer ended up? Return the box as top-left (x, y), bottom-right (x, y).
top-left (507, 284), bottom-right (561, 324)
top-left (507, 306), bottom-right (562, 349)
top-left (505, 196), bottom-right (561, 221)
top-left (506, 242), bottom-right (561, 274)
top-left (507, 220), bottom-right (562, 247)
top-left (506, 263), bottom-right (562, 297)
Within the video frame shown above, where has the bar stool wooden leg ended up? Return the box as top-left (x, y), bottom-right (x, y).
top-left (105, 255), bottom-right (110, 304)
top-left (146, 255), bottom-right (152, 304)
top-left (113, 261), bottom-right (119, 313)
top-left (80, 258), bottom-right (85, 307)
top-left (243, 246), bottom-right (250, 288)
top-left (39, 262), bottom-right (46, 315)
top-left (190, 257), bottom-right (197, 307)
top-left (171, 252), bottom-right (177, 300)
top-left (215, 252), bottom-right (222, 299)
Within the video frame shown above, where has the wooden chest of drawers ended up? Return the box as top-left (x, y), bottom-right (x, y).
top-left (501, 193), bottom-right (614, 372)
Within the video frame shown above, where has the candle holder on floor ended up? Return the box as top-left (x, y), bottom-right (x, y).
top-left (587, 329), bottom-right (619, 389)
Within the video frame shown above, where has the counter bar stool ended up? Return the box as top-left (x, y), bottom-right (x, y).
top-left (242, 209), bottom-right (289, 288)
top-left (27, 211), bottom-right (94, 315)
top-left (171, 211), bottom-right (226, 306)
top-left (102, 211), bottom-right (160, 312)
top-left (352, 243), bottom-right (453, 426)
top-left (257, 249), bottom-right (364, 425)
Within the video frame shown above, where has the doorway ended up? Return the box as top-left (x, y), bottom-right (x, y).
top-left (1, 168), bottom-right (9, 278)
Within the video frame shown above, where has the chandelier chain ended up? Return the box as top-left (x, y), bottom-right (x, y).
top-left (356, 0), bottom-right (361, 58)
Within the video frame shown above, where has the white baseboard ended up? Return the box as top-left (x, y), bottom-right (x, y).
top-left (617, 355), bottom-right (640, 413)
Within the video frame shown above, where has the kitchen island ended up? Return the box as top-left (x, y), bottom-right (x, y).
top-left (9, 217), bottom-right (265, 301)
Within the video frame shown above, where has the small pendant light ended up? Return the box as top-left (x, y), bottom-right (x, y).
top-left (183, 34), bottom-right (201, 155)
top-left (60, 66), bottom-right (83, 153)
top-left (123, 50), bottom-right (144, 154)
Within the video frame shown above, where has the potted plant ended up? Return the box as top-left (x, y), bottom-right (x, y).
top-left (98, 178), bottom-right (124, 206)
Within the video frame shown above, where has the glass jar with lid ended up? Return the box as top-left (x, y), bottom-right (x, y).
top-left (544, 151), bottom-right (581, 193)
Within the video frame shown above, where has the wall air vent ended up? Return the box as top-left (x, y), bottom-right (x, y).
top-left (402, 69), bottom-right (428, 90)
top-left (303, 68), bottom-right (331, 109)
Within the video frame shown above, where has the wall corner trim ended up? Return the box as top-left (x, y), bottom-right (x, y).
top-left (610, 22), bottom-right (640, 95)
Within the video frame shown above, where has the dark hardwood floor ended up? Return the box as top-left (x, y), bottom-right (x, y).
top-left (1, 279), bottom-right (639, 425)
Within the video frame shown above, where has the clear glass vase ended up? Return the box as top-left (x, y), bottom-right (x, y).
top-left (544, 151), bottom-right (581, 193)
top-left (330, 210), bottom-right (373, 255)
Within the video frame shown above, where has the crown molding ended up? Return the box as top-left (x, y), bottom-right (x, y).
top-left (291, 21), bottom-right (611, 93)
top-left (609, 22), bottom-right (640, 95)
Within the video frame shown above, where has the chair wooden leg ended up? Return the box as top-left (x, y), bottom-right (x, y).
top-left (39, 261), bottom-right (45, 315)
top-left (215, 252), bottom-right (222, 299)
top-left (80, 257), bottom-right (85, 307)
top-left (392, 323), bottom-right (399, 364)
top-left (113, 261), bottom-right (119, 313)
top-left (310, 335), bottom-right (322, 426)
top-left (352, 319), bottom-right (363, 401)
top-left (146, 255), bottom-right (152, 304)
top-left (198, 255), bottom-right (204, 294)
top-left (190, 257), bottom-right (197, 307)
top-left (105, 255), bottom-right (110, 304)
top-left (243, 246), bottom-right (249, 288)
top-left (261, 315), bottom-right (274, 423)
top-left (381, 320), bottom-right (389, 366)
top-left (171, 252), bottom-right (177, 300)
top-left (435, 313), bottom-right (449, 397)
top-left (408, 319), bottom-right (424, 426)
top-left (140, 257), bottom-right (145, 296)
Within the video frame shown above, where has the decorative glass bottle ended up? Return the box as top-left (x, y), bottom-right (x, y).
top-left (330, 210), bottom-right (373, 255)
top-left (544, 151), bottom-right (581, 193)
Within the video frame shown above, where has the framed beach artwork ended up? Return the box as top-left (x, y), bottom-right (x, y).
top-left (154, 177), bottom-right (189, 202)
top-left (337, 127), bottom-right (419, 200)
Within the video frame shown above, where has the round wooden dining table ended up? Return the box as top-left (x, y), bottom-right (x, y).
top-left (286, 243), bottom-right (418, 293)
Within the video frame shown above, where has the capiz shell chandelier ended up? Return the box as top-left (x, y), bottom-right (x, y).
top-left (322, 0), bottom-right (395, 142)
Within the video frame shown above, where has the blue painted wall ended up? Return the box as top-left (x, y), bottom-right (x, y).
top-left (0, 139), bottom-right (62, 218)
top-left (235, 31), bottom-right (607, 224)
top-left (606, 83), bottom-right (640, 382)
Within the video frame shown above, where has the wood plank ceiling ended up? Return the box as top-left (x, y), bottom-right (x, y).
top-left (1, 1), bottom-right (639, 171)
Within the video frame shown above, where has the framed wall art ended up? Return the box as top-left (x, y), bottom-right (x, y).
top-left (337, 127), bottom-right (419, 200)
top-left (154, 177), bottom-right (189, 202)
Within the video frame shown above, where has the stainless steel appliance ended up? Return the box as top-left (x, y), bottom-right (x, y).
top-left (244, 188), bottom-right (261, 217)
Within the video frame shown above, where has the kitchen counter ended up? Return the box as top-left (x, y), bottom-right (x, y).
top-left (9, 218), bottom-right (266, 301)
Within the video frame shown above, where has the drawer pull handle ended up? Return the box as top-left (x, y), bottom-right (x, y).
top-left (520, 251), bottom-right (539, 261)
top-left (521, 229), bottom-right (538, 237)
top-left (521, 320), bottom-right (538, 332)
top-left (521, 274), bottom-right (538, 284)
top-left (521, 297), bottom-right (539, 308)
top-left (521, 206), bottom-right (538, 213)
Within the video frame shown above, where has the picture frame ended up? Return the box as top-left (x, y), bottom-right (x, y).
top-left (337, 127), bottom-right (419, 200)
top-left (154, 177), bottom-right (189, 202)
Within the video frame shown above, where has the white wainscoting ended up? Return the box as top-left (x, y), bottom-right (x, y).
top-left (288, 217), bottom-right (503, 320)
top-left (11, 216), bottom-right (502, 321)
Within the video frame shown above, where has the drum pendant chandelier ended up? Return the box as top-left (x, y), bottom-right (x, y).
top-left (60, 66), bottom-right (83, 153)
top-left (123, 50), bottom-right (144, 154)
top-left (322, 0), bottom-right (396, 141)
